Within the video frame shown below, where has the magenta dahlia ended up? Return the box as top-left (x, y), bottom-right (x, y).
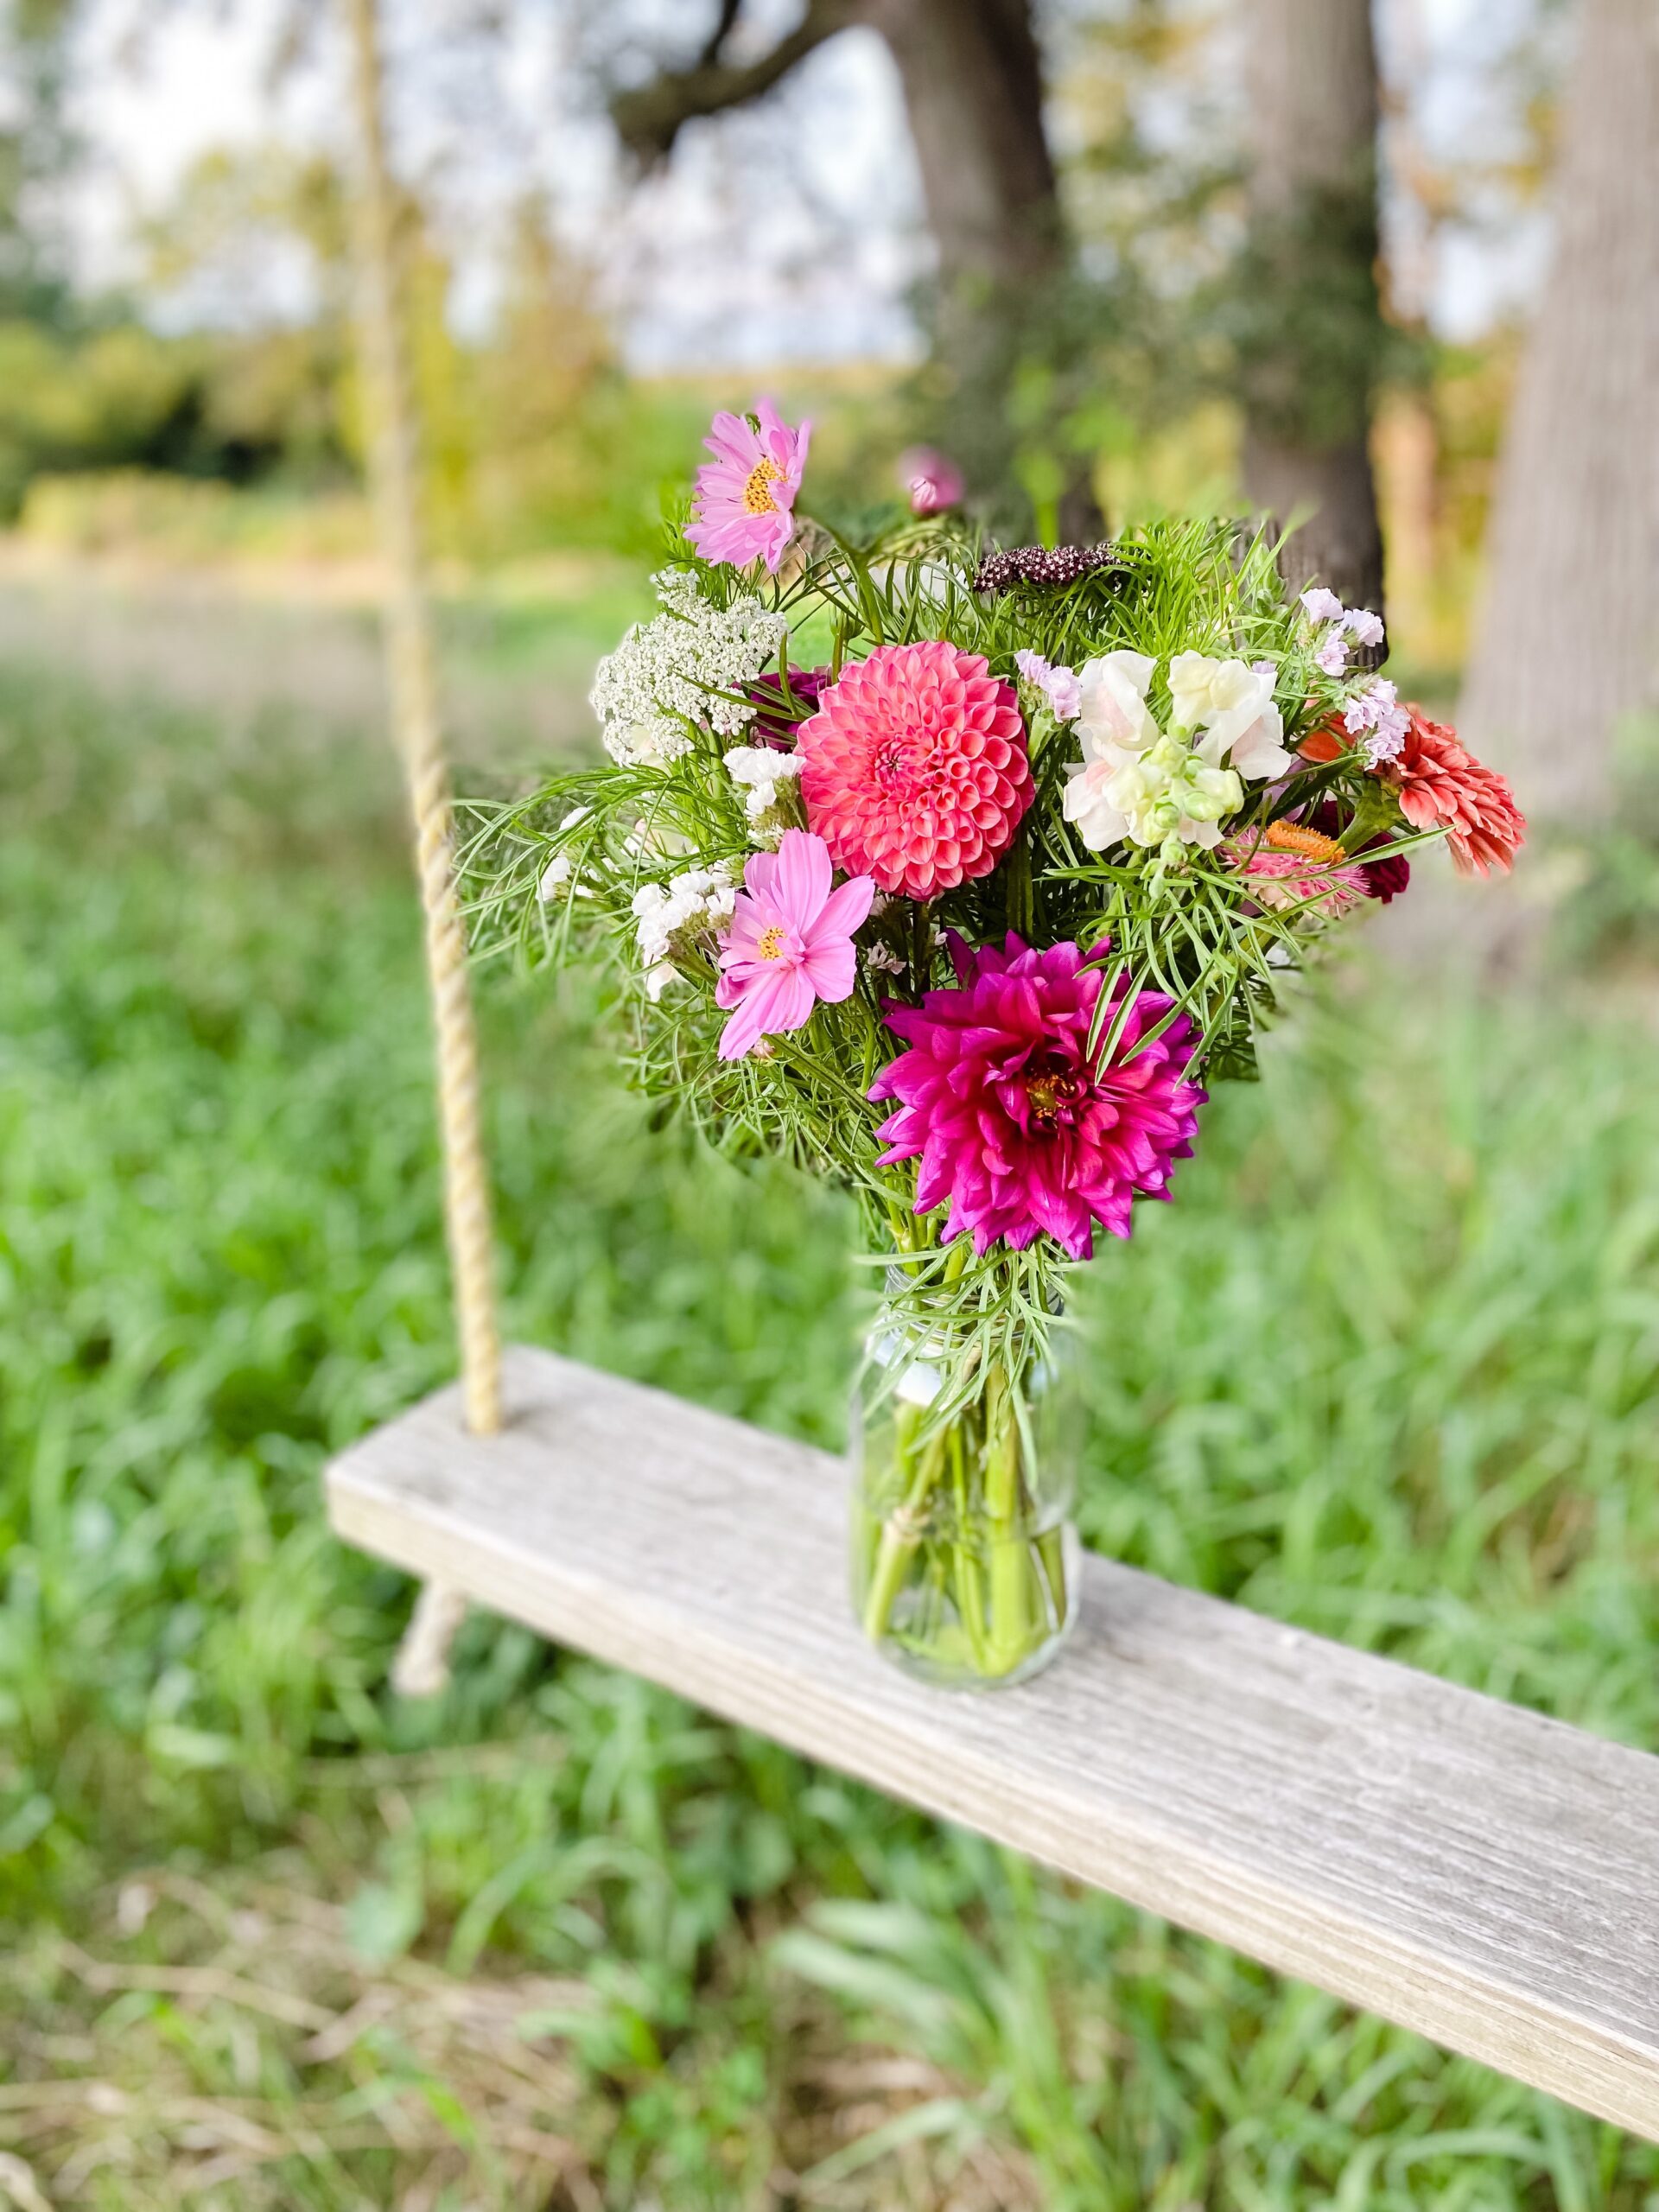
top-left (868, 935), bottom-right (1205, 1259)
top-left (795, 641), bottom-right (1033, 900)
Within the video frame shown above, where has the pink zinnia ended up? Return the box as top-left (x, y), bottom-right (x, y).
top-left (715, 830), bottom-right (874, 1061)
top-left (686, 399), bottom-right (810, 575)
top-left (897, 446), bottom-right (964, 516)
top-left (1224, 822), bottom-right (1369, 918)
top-left (796, 641), bottom-right (1033, 901)
top-left (868, 935), bottom-right (1205, 1260)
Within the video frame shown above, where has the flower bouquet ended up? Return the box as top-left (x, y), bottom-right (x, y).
top-left (465, 401), bottom-right (1524, 1690)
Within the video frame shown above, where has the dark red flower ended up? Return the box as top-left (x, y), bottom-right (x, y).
top-left (1309, 802), bottom-right (1411, 904)
top-left (747, 666), bottom-right (830, 748)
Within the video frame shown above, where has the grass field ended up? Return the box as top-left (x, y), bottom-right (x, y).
top-left (2, 626), bottom-right (1658, 2210)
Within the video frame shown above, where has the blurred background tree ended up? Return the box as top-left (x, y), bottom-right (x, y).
top-left (1459, 0), bottom-right (1659, 826)
top-left (0, 0), bottom-right (1642, 815)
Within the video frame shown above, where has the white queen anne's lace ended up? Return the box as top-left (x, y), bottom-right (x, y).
top-left (592, 569), bottom-right (788, 768)
top-left (722, 743), bottom-right (804, 845)
top-left (631, 861), bottom-right (739, 999)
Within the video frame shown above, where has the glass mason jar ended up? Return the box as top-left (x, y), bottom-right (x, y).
top-left (849, 1274), bottom-right (1080, 1689)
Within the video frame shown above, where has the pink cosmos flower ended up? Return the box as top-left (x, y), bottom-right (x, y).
top-left (715, 830), bottom-right (875, 1060)
top-left (686, 399), bottom-right (811, 574)
top-left (868, 935), bottom-right (1205, 1260)
top-left (796, 640), bottom-right (1033, 900)
top-left (897, 446), bottom-right (964, 515)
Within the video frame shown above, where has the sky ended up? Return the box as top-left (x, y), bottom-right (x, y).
top-left (64, 0), bottom-right (1564, 364)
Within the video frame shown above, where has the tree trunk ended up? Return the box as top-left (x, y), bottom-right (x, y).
top-left (612, 0), bottom-right (1097, 537)
top-left (863, 0), bottom-right (1097, 537)
top-left (1458, 0), bottom-right (1659, 826)
top-left (1239, 0), bottom-right (1385, 612)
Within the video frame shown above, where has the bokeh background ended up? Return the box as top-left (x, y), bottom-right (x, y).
top-left (2, 3), bottom-right (1656, 2206)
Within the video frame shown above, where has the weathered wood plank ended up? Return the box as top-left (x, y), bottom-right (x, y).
top-left (326, 1346), bottom-right (1659, 2139)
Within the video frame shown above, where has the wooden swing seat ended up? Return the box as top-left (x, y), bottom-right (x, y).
top-left (327, 1346), bottom-right (1659, 2141)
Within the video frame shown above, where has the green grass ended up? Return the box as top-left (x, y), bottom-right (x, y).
top-left (1, 647), bottom-right (1657, 2209)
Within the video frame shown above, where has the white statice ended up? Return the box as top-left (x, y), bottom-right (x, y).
top-left (862, 943), bottom-right (907, 977)
top-left (591, 569), bottom-right (787, 768)
top-left (1064, 648), bottom-right (1290, 855)
top-left (631, 862), bottom-right (739, 1001)
top-left (721, 743), bottom-right (805, 845)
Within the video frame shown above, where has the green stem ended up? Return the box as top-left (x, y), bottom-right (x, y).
top-left (861, 1425), bottom-right (945, 1645)
top-left (983, 1360), bottom-right (1033, 1675)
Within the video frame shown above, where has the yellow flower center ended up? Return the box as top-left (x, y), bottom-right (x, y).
top-left (742, 459), bottom-right (784, 516)
top-left (1264, 821), bottom-right (1348, 865)
top-left (756, 924), bottom-right (786, 961)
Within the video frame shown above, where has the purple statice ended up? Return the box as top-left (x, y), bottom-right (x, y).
top-left (1343, 678), bottom-right (1411, 767)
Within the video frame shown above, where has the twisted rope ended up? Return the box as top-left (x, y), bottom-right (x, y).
top-left (343, 0), bottom-right (500, 1694)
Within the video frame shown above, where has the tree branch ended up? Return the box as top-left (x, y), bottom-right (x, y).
top-left (610, 0), bottom-right (862, 169)
top-left (698, 0), bottom-right (744, 68)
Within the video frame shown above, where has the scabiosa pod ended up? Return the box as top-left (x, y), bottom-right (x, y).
top-left (973, 542), bottom-right (1128, 594)
top-left (869, 935), bottom-right (1205, 1260)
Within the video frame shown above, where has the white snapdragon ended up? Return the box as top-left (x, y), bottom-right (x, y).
top-left (1166, 653), bottom-right (1294, 780)
top-left (591, 569), bottom-right (787, 768)
top-left (1065, 651), bottom-right (1244, 854)
top-left (1065, 649), bottom-right (1293, 856)
top-left (721, 743), bottom-right (805, 845)
top-left (631, 862), bottom-right (739, 1000)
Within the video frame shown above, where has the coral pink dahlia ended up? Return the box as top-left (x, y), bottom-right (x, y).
top-left (796, 641), bottom-right (1033, 900)
top-left (715, 830), bottom-right (875, 1061)
top-left (685, 399), bottom-right (810, 575)
top-left (868, 935), bottom-right (1205, 1259)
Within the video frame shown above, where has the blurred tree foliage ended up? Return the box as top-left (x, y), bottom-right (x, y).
top-left (0, 0), bottom-right (1573, 587)
top-left (0, 0), bottom-right (76, 325)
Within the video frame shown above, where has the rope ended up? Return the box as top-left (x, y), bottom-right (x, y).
top-left (343, 0), bottom-right (500, 1694)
